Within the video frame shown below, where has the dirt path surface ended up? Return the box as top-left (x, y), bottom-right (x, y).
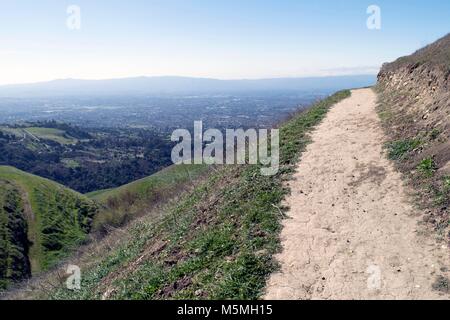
top-left (265, 88), bottom-right (450, 300)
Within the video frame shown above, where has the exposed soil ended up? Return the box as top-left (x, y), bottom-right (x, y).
top-left (377, 48), bottom-right (450, 237)
top-left (377, 62), bottom-right (450, 173)
top-left (265, 89), bottom-right (450, 300)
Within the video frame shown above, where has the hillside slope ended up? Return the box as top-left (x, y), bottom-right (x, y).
top-left (0, 166), bottom-right (97, 289)
top-left (377, 33), bottom-right (450, 237)
top-left (0, 181), bottom-right (30, 289)
top-left (87, 164), bottom-right (210, 232)
top-left (4, 91), bottom-right (351, 299)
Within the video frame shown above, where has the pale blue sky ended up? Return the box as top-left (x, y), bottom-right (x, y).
top-left (1, 0), bottom-right (449, 85)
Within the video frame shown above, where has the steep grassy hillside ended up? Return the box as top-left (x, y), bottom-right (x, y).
top-left (0, 181), bottom-right (31, 289)
top-left (35, 90), bottom-right (350, 300)
top-left (87, 164), bottom-right (210, 232)
top-left (0, 166), bottom-right (98, 288)
top-left (377, 33), bottom-right (450, 239)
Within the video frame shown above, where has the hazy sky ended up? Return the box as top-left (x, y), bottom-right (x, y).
top-left (1, 0), bottom-right (449, 85)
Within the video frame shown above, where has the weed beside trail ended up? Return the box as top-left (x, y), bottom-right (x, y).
top-left (386, 139), bottom-right (422, 161)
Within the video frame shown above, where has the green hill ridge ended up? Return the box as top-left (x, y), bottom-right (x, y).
top-left (88, 164), bottom-right (210, 232)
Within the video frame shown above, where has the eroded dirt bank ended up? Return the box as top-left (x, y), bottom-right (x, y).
top-left (265, 88), bottom-right (450, 300)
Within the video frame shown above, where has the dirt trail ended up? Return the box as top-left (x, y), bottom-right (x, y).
top-left (265, 88), bottom-right (450, 300)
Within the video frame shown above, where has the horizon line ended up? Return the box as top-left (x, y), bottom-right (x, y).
top-left (0, 71), bottom-right (379, 87)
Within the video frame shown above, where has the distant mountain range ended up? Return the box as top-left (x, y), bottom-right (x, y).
top-left (0, 75), bottom-right (376, 97)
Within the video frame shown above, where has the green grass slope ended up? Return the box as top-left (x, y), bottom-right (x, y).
top-left (0, 126), bottom-right (78, 145)
top-left (0, 166), bottom-right (97, 288)
top-left (88, 164), bottom-right (209, 202)
top-left (47, 90), bottom-right (351, 300)
top-left (87, 164), bottom-right (210, 232)
top-left (25, 127), bottom-right (77, 145)
top-left (0, 181), bottom-right (31, 289)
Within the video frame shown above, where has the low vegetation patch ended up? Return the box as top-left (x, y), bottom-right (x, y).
top-left (44, 91), bottom-right (350, 300)
top-left (417, 157), bottom-right (437, 178)
top-left (386, 139), bottom-right (422, 160)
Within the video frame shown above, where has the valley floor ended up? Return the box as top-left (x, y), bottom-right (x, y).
top-left (265, 88), bottom-right (450, 299)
